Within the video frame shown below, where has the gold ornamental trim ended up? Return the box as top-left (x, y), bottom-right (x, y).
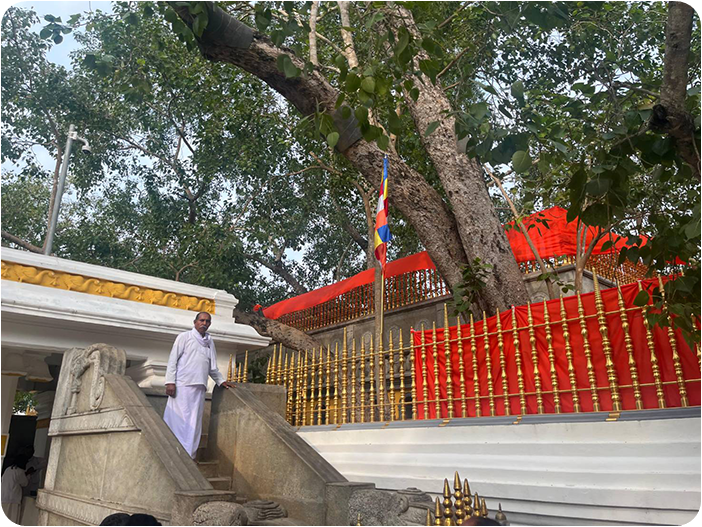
top-left (1, 261), bottom-right (215, 314)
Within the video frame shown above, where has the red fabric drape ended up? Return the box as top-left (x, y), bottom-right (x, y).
top-left (264, 207), bottom-right (649, 320)
top-left (412, 277), bottom-right (700, 418)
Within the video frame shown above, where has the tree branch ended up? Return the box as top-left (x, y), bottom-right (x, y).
top-left (1, 231), bottom-right (43, 254)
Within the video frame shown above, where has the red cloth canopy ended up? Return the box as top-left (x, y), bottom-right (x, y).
top-left (263, 207), bottom-right (647, 320)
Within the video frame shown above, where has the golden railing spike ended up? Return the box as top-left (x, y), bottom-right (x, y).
top-left (577, 292), bottom-right (601, 412)
top-left (638, 281), bottom-right (666, 408)
top-left (285, 354), bottom-right (293, 422)
top-left (369, 338), bottom-right (376, 423)
top-left (378, 340), bottom-right (386, 422)
top-left (277, 344), bottom-right (283, 385)
top-left (434, 497), bottom-right (442, 527)
top-left (480, 498), bottom-right (488, 517)
top-left (495, 504), bottom-right (507, 524)
top-left (227, 354), bottom-right (233, 383)
top-left (389, 331), bottom-right (396, 421)
top-left (560, 296), bottom-right (580, 412)
top-left (593, 271), bottom-right (622, 411)
top-left (399, 329), bottom-right (406, 420)
top-left (456, 316), bottom-right (467, 418)
top-left (351, 339), bottom-right (357, 424)
top-left (432, 322), bottom-right (441, 418)
top-left (334, 343), bottom-right (341, 424)
top-left (462, 480), bottom-right (473, 517)
top-left (659, 275), bottom-right (688, 407)
top-left (310, 349), bottom-right (317, 424)
top-left (410, 328), bottom-right (418, 420)
top-left (543, 301), bottom-right (560, 413)
top-left (360, 339), bottom-right (366, 424)
top-left (443, 478), bottom-right (453, 525)
top-left (420, 324), bottom-right (429, 419)
top-left (469, 314), bottom-right (481, 418)
top-left (443, 304), bottom-right (454, 419)
top-left (296, 351), bottom-right (303, 426)
top-left (357, 512), bottom-right (362, 526)
top-left (453, 471), bottom-right (465, 525)
top-left (426, 508), bottom-right (432, 527)
top-left (265, 353), bottom-right (272, 385)
top-left (511, 307), bottom-right (527, 415)
top-left (617, 284), bottom-right (643, 409)
top-left (342, 329), bottom-right (349, 424)
top-left (495, 308), bottom-right (510, 416)
top-left (243, 350), bottom-right (249, 383)
top-left (482, 312), bottom-right (496, 417)
top-left (302, 351), bottom-right (309, 426)
top-left (325, 345), bottom-right (332, 425)
top-left (472, 493), bottom-right (480, 517)
top-left (526, 304), bottom-right (544, 414)
top-left (317, 348), bottom-right (325, 425)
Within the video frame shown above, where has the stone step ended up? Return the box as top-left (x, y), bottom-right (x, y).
top-left (207, 477), bottom-right (232, 491)
top-left (196, 460), bottom-right (219, 478)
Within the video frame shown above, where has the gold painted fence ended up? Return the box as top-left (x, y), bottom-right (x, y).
top-left (264, 274), bottom-right (699, 426)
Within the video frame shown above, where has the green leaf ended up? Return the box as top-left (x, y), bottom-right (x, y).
top-left (396, 27), bottom-right (410, 56)
top-left (424, 121), bottom-right (440, 137)
top-left (39, 27), bottom-right (52, 39)
top-left (276, 54), bottom-right (300, 78)
top-left (388, 111), bottom-right (403, 134)
top-left (361, 77), bottom-right (376, 94)
top-left (511, 150), bottom-right (532, 173)
top-left (409, 88), bottom-right (419, 101)
top-left (633, 290), bottom-right (650, 307)
top-left (327, 132), bottom-right (340, 149)
top-left (377, 134), bottom-right (389, 151)
top-left (355, 106), bottom-right (369, 124)
top-left (53, 34), bottom-right (63, 44)
top-left (345, 73), bottom-right (361, 92)
top-left (340, 106), bottom-right (352, 119)
top-left (511, 80), bottom-right (525, 103)
top-left (255, 10), bottom-right (272, 32)
top-left (335, 93), bottom-right (346, 109)
top-left (585, 178), bottom-right (611, 196)
top-left (600, 240), bottom-right (614, 252)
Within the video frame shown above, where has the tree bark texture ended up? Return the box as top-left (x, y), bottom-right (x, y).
top-left (387, 5), bottom-right (530, 310)
top-left (652, 1), bottom-right (699, 179)
top-left (234, 308), bottom-right (321, 351)
top-left (248, 254), bottom-right (308, 296)
top-left (173, 3), bottom-right (528, 312)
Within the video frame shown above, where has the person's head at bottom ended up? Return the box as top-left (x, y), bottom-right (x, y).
top-left (463, 517), bottom-right (501, 526)
top-left (100, 513), bottom-right (161, 526)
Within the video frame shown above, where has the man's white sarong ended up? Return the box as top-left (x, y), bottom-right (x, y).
top-left (163, 385), bottom-right (207, 458)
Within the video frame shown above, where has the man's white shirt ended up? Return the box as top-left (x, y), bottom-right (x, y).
top-left (165, 328), bottom-right (225, 386)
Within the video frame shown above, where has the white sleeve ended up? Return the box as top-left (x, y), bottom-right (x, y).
top-left (18, 469), bottom-right (29, 487)
top-left (208, 340), bottom-right (225, 386)
top-left (165, 334), bottom-right (184, 384)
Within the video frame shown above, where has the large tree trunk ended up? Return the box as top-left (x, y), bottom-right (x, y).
top-left (234, 308), bottom-right (320, 351)
top-left (652, 1), bottom-right (699, 179)
top-left (172, 3), bottom-right (527, 311)
top-left (387, 5), bottom-right (530, 312)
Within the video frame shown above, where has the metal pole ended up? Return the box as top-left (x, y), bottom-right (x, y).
top-left (44, 124), bottom-right (75, 255)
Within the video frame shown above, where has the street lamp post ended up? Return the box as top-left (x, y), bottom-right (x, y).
top-left (44, 124), bottom-right (90, 256)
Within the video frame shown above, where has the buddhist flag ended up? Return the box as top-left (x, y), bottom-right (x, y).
top-left (374, 156), bottom-right (391, 269)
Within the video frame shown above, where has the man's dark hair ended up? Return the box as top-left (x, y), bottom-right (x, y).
top-left (194, 312), bottom-right (211, 321)
top-left (99, 513), bottom-right (130, 526)
top-left (464, 517), bottom-right (501, 526)
top-left (100, 513), bottom-right (161, 526)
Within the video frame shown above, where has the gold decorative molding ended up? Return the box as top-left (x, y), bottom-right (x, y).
top-left (1, 261), bottom-right (215, 314)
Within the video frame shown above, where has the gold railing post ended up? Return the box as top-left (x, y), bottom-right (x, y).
top-left (482, 312), bottom-right (496, 417)
top-left (432, 322), bottom-right (441, 418)
top-left (378, 341), bottom-right (386, 422)
top-left (559, 296), bottom-right (580, 412)
top-left (577, 292), bottom-right (601, 412)
top-left (310, 349), bottom-right (318, 424)
top-left (527, 304), bottom-right (544, 414)
top-left (434, 498), bottom-right (442, 527)
top-left (325, 345), bottom-right (332, 425)
top-left (543, 301), bottom-right (560, 413)
top-left (410, 328), bottom-right (418, 420)
top-left (399, 330), bottom-right (406, 421)
top-left (360, 339), bottom-right (366, 424)
top-left (334, 343), bottom-right (341, 424)
top-left (243, 350), bottom-right (249, 383)
top-left (389, 331), bottom-right (396, 421)
top-left (277, 344), bottom-right (284, 385)
top-left (227, 354), bottom-right (233, 383)
top-left (351, 339), bottom-right (357, 424)
top-left (265, 355), bottom-right (272, 385)
top-left (285, 354), bottom-right (293, 422)
top-left (511, 307), bottom-right (527, 415)
top-left (442, 479), bottom-right (453, 525)
top-left (369, 339), bottom-right (376, 422)
top-left (495, 308), bottom-right (510, 416)
top-left (462, 480), bottom-right (473, 517)
top-left (443, 305), bottom-right (454, 419)
top-left (421, 325), bottom-right (430, 419)
top-left (593, 271), bottom-right (622, 411)
top-left (617, 285), bottom-right (643, 410)
top-left (456, 317), bottom-right (467, 418)
top-left (453, 472), bottom-right (465, 525)
top-left (659, 276), bottom-right (688, 407)
top-left (295, 351), bottom-right (303, 426)
top-left (342, 329), bottom-right (349, 424)
top-left (638, 281), bottom-right (666, 408)
top-left (302, 351), bottom-right (309, 426)
top-left (317, 348), bottom-right (324, 424)
top-left (469, 315), bottom-right (481, 417)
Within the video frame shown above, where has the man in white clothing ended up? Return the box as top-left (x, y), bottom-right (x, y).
top-left (163, 312), bottom-right (234, 458)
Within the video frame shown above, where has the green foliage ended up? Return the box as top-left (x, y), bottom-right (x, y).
top-left (449, 258), bottom-right (493, 316)
top-left (13, 390), bottom-right (36, 415)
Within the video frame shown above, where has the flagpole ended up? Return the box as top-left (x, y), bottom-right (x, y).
top-left (379, 265), bottom-right (385, 338)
